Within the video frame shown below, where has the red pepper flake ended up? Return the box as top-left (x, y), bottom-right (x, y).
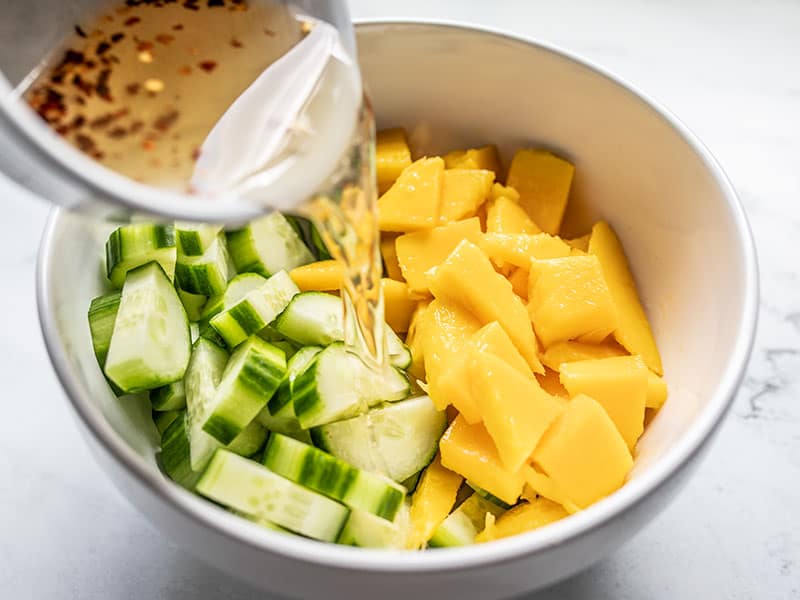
top-left (208, 0), bottom-right (224, 7)
top-left (85, 60), bottom-right (97, 69)
top-left (75, 134), bottom-right (97, 153)
top-left (172, 24), bottom-right (184, 31)
top-left (71, 114), bottom-right (86, 129)
top-left (124, 16), bottom-right (141, 26)
top-left (198, 60), bottom-right (217, 73)
top-left (142, 139), bottom-right (156, 151)
top-left (96, 41), bottom-right (112, 55)
top-left (89, 113), bottom-right (115, 129)
top-left (155, 34), bottom-right (175, 45)
top-left (126, 82), bottom-right (141, 96)
top-left (96, 69), bottom-right (113, 101)
top-left (129, 120), bottom-right (144, 134)
top-left (178, 65), bottom-right (192, 75)
top-left (183, 0), bottom-right (200, 10)
top-left (75, 25), bottom-right (88, 38)
top-left (136, 40), bottom-right (154, 52)
top-left (108, 126), bottom-right (128, 139)
top-left (61, 50), bottom-right (86, 66)
top-left (263, 28), bottom-right (275, 37)
top-left (191, 147), bottom-right (201, 161)
top-left (71, 74), bottom-right (94, 97)
top-left (230, 37), bottom-right (243, 48)
top-left (153, 109), bottom-right (180, 132)
top-left (111, 32), bottom-right (125, 43)
top-left (74, 95), bottom-right (87, 106)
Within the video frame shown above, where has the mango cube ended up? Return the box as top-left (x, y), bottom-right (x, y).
top-left (469, 352), bottom-right (564, 472)
top-left (520, 465), bottom-right (579, 514)
top-left (382, 278), bottom-right (416, 334)
top-left (506, 149), bottom-right (574, 235)
top-left (540, 339), bottom-right (628, 372)
top-left (533, 394), bottom-right (633, 509)
top-left (443, 144), bottom-right (503, 175)
top-left (430, 240), bottom-right (544, 373)
top-left (508, 267), bottom-right (529, 300)
top-left (536, 368), bottom-right (570, 400)
top-left (589, 221), bottom-right (663, 374)
top-left (559, 356), bottom-right (648, 449)
top-left (475, 497), bottom-right (569, 543)
top-left (567, 234), bottom-right (591, 252)
top-left (289, 260), bottom-right (343, 292)
top-left (379, 157), bottom-right (444, 232)
top-left (376, 128), bottom-right (412, 195)
top-left (471, 321), bottom-right (532, 377)
top-left (407, 454), bottom-right (463, 549)
top-left (490, 182), bottom-right (521, 202)
top-left (380, 234), bottom-right (404, 281)
top-left (528, 255), bottom-right (619, 348)
top-left (440, 169), bottom-right (495, 223)
top-left (485, 196), bottom-right (541, 234)
top-left (440, 415), bottom-right (525, 505)
top-left (646, 370), bottom-right (668, 409)
top-left (396, 217), bottom-right (482, 296)
top-left (479, 232), bottom-right (571, 269)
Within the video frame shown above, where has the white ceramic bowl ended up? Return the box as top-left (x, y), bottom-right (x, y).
top-left (37, 21), bottom-right (758, 600)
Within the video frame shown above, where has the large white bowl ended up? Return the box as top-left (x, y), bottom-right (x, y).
top-left (37, 21), bottom-right (758, 600)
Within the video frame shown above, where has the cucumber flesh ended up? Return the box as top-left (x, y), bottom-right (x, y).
top-left (196, 450), bottom-right (350, 542)
top-left (175, 223), bottom-right (222, 256)
top-left (104, 262), bottom-right (191, 394)
top-left (158, 411), bottom-right (201, 490)
top-left (150, 380), bottom-right (186, 411)
top-left (87, 291), bottom-right (125, 396)
top-left (255, 411), bottom-right (313, 444)
top-left (293, 342), bottom-right (410, 429)
top-left (175, 235), bottom-right (231, 297)
top-left (311, 395), bottom-right (446, 483)
top-left (428, 493), bottom-right (507, 547)
top-left (177, 289), bottom-right (208, 322)
top-left (263, 433), bottom-right (406, 521)
top-left (153, 409), bottom-right (181, 436)
top-left (226, 212), bottom-right (315, 277)
top-left (106, 224), bottom-right (176, 288)
top-left (267, 345), bottom-right (322, 416)
top-left (338, 501), bottom-right (410, 549)
top-left (201, 272), bottom-right (267, 321)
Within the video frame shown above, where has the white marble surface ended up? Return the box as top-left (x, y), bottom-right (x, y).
top-left (1, 0), bottom-right (798, 598)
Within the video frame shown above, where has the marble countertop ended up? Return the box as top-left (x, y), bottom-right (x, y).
top-left (1, 0), bottom-right (798, 598)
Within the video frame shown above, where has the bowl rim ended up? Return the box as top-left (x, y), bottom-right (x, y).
top-left (36, 19), bottom-right (759, 574)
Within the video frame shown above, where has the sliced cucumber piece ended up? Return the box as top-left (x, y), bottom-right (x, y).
top-left (225, 420), bottom-right (268, 458)
top-left (210, 270), bottom-right (299, 347)
top-left (311, 395), bottom-right (445, 483)
top-left (104, 262), bottom-right (191, 393)
top-left (87, 291), bottom-right (125, 396)
top-left (175, 235), bottom-right (230, 297)
top-left (202, 337), bottom-right (287, 444)
top-left (201, 272), bottom-right (267, 322)
top-left (429, 493), bottom-right (507, 547)
top-left (267, 346), bottom-right (322, 416)
top-left (105, 223), bottom-right (176, 288)
top-left (197, 320), bottom-right (226, 347)
top-left (255, 411), bottom-right (313, 444)
top-left (196, 450), bottom-right (349, 542)
top-left (177, 289), bottom-right (208, 322)
top-left (153, 409), bottom-right (181, 435)
top-left (227, 212), bottom-right (315, 277)
top-left (338, 501), bottom-right (410, 549)
top-left (269, 340), bottom-right (297, 360)
top-left (159, 411), bottom-right (200, 489)
top-left (174, 223), bottom-right (222, 256)
top-left (150, 380), bottom-right (186, 411)
top-left (285, 215), bottom-right (332, 261)
top-left (467, 482), bottom-right (514, 510)
top-left (274, 291), bottom-right (411, 368)
top-left (263, 434), bottom-right (406, 521)
top-left (293, 342), bottom-right (410, 429)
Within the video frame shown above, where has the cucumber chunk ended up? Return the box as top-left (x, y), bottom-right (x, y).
top-left (267, 345), bottom-right (322, 416)
top-left (311, 395), bottom-right (446, 483)
top-left (338, 501), bottom-right (410, 549)
top-left (428, 493), bottom-right (507, 547)
top-left (196, 450), bottom-right (349, 542)
top-left (293, 342), bottom-right (410, 429)
top-left (227, 212), bottom-right (315, 277)
top-left (159, 412), bottom-right (200, 489)
top-left (177, 289), bottom-right (208, 322)
top-left (153, 409), bottom-right (181, 435)
top-left (202, 337), bottom-right (287, 444)
top-left (175, 235), bottom-right (231, 296)
top-left (87, 291), bottom-right (125, 395)
top-left (175, 223), bottom-right (222, 256)
top-left (105, 223), bottom-right (176, 288)
top-left (201, 272), bottom-right (268, 322)
top-left (104, 262), bottom-right (191, 393)
top-left (150, 380), bottom-right (186, 411)
top-left (263, 433), bottom-right (406, 521)
top-left (210, 270), bottom-right (299, 347)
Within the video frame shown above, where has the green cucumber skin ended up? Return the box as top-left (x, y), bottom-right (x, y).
top-left (175, 225), bottom-right (221, 256)
top-left (153, 409), bottom-right (181, 435)
top-left (150, 380), bottom-right (186, 411)
top-left (87, 291), bottom-right (126, 396)
top-left (175, 262), bottom-right (228, 297)
top-left (105, 224), bottom-right (176, 288)
top-left (226, 213), bottom-right (314, 277)
top-left (467, 482), bottom-right (514, 510)
top-left (266, 346), bottom-right (322, 416)
top-left (159, 412), bottom-right (200, 490)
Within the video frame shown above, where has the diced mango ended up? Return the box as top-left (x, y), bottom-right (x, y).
top-left (520, 465), bottom-right (580, 514)
top-left (469, 352), bottom-right (564, 472)
top-left (490, 182), bottom-right (520, 202)
top-left (289, 260), bottom-right (343, 292)
top-left (506, 149), bottom-right (574, 235)
top-left (589, 221), bottom-right (663, 375)
top-left (404, 299), bottom-right (431, 381)
top-left (533, 394), bottom-right (632, 509)
top-left (380, 234), bottom-right (404, 281)
top-left (471, 321), bottom-right (532, 378)
top-left (567, 234), bottom-right (590, 252)
top-left (376, 128), bottom-right (412, 195)
top-left (540, 340), bottom-right (628, 372)
top-left (528, 255), bottom-right (619, 348)
top-left (475, 497), bottom-right (569, 543)
top-left (430, 240), bottom-right (543, 374)
top-left (382, 279), bottom-right (416, 334)
top-left (407, 455), bottom-right (463, 549)
top-left (479, 233), bottom-right (571, 269)
top-left (439, 169), bottom-right (495, 223)
top-left (440, 416), bottom-right (525, 505)
top-left (559, 356), bottom-right (648, 449)
top-left (504, 269), bottom-right (526, 301)
top-left (485, 196), bottom-right (541, 234)
top-left (379, 157), bottom-right (444, 232)
top-left (443, 145), bottom-right (502, 176)
top-left (536, 368), bottom-right (570, 399)
top-left (395, 217), bottom-right (482, 297)
top-left (646, 370), bottom-right (668, 409)
top-left (420, 300), bottom-right (482, 411)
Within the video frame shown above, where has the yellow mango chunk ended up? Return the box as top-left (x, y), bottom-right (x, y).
top-left (475, 497), bottom-right (569, 543)
top-left (567, 234), bottom-right (590, 252)
top-left (486, 196), bottom-right (541, 234)
top-left (520, 466), bottom-right (580, 514)
top-left (420, 300), bottom-right (482, 411)
top-left (289, 260), bottom-right (343, 292)
top-left (559, 356), bottom-right (648, 449)
top-left (528, 255), bottom-right (619, 348)
top-left (380, 234), bottom-right (404, 281)
top-left (507, 267), bottom-right (529, 300)
top-left (540, 340), bottom-right (628, 372)
top-left (406, 455), bottom-right (463, 549)
top-left (395, 217), bottom-right (482, 296)
top-left (646, 370), bottom-right (668, 409)
top-left (382, 279), bottom-right (416, 334)
top-left (533, 394), bottom-right (633, 509)
top-left (506, 149), bottom-right (574, 235)
top-left (430, 240), bottom-right (543, 374)
top-left (470, 352), bottom-right (564, 472)
top-left (479, 233), bottom-right (571, 269)
top-left (440, 169), bottom-right (495, 223)
top-left (440, 416), bottom-right (525, 505)
top-left (443, 144), bottom-right (502, 175)
top-left (472, 320), bottom-right (532, 377)
top-left (589, 221), bottom-right (663, 375)
top-left (378, 157), bottom-right (444, 232)
top-left (490, 182), bottom-right (520, 202)
top-left (536, 368), bottom-right (570, 400)
top-left (404, 299), bottom-right (431, 381)
top-left (376, 128), bottom-right (412, 195)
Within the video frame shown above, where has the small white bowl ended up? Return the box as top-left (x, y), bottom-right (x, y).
top-left (37, 21), bottom-right (758, 600)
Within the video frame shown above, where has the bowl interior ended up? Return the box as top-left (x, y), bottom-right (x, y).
top-left (39, 22), bottom-right (755, 566)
